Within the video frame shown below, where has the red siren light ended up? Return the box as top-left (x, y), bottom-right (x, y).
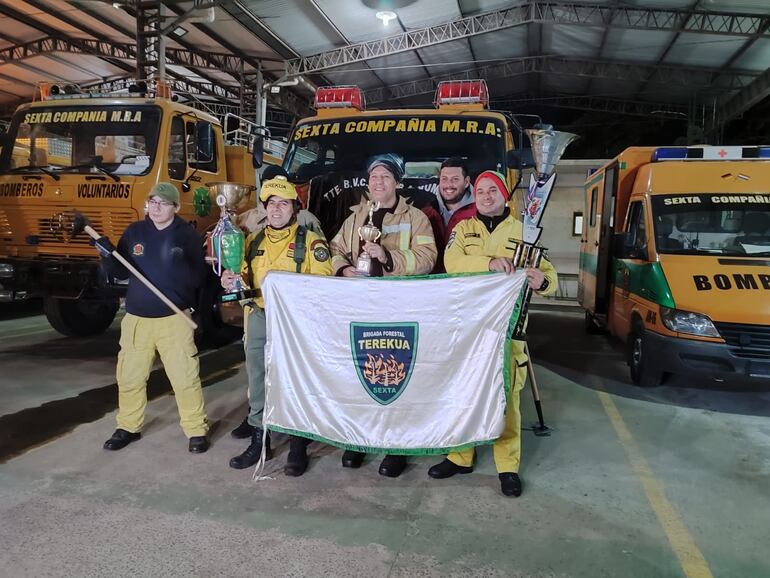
top-left (434, 80), bottom-right (489, 107)
top-left (314, 86), bottom-right (365, 111)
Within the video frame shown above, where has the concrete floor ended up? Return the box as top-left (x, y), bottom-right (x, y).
top-left (0, 303), bottom-right (768, 578)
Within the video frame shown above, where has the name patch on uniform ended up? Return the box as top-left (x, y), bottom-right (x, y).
top-left (466, 233), bottom-right (480, 238)
top-left (132, 243), bottom-right (144, 256)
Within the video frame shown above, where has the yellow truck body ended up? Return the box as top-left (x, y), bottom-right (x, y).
top-left (0, 90), bottom-right (256, 339)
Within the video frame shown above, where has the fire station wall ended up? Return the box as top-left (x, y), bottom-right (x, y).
top-left (522, 159), bottom-right (607, 301)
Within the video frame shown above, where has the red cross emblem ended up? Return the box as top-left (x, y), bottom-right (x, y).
top-left (718, 149), bottom-right (728, 158)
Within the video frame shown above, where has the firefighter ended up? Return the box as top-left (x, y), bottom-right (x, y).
top-left (223, 176), bottom-right (332, 477)
top-left (229, 165), bottom-right (325, 441)
top-left (98, 182), bottom-right (210, 454)
top-left (427, 170), bottom-right (558, 497)
top-left (330, 153), bottom-right (438, 478)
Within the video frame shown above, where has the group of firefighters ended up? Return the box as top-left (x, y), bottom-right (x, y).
top-left (96, 154), bottom-right (557, 498)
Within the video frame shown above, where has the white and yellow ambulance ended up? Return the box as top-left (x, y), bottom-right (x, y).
top-left (579, 145), bottom-right (770, 386)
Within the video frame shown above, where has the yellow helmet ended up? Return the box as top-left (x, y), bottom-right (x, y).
top-left (259, 176), bottom-right (298, 203)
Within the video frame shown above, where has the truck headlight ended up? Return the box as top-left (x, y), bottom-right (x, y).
top-left (660, 307), bottom-right (719, 337)
top-left (0, 263), bottom-right (14, 278)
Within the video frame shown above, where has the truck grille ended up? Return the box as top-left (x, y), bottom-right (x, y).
top-left (714, 322), bottom-right (770, 359)
top-left (15, 208), bottom-right (136, 247)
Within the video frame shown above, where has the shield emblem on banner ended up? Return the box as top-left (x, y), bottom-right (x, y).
top-left (350, 322), bottom-right (419, 405)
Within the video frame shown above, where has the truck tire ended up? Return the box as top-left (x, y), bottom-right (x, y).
top-left (628, 324), bottom-right (664, 387)
top-left (195, 274), bottom-right (242, 347)
top-left (44, 296), bottom-right (119, 337)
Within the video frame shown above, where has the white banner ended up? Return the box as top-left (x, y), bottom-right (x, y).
top-left (261, 271), bottom-right (526, 454)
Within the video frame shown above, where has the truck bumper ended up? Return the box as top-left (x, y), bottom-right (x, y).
top-left (0, 257), bottom-right (123, 301)
top-left (645, 330), bottom-right (770, 381)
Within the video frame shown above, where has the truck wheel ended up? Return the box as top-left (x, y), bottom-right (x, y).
top-left (44, 296), bottom-right (119, 337)
top-left (584, 312), bottom-right (602, 334)
top-left (195, 274), bottom-right (242, 347)
top-left (628, 325), bottom-right (663, 387)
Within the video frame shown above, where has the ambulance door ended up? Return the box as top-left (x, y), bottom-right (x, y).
top-left (579, 176), bottom-right (603, 312)
top-left (595, 162), bottom-right (618, 313)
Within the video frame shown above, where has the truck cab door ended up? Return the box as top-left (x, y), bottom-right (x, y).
top-left (612, 200), bottom-right (649, 334)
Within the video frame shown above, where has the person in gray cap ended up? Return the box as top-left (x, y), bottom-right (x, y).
top-left (95, 182), bottom-right (210, 454)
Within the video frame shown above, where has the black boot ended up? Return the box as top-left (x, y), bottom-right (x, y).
top-left (284, 436), bottom-right (310, 477)
top-left (379, 454), bottom-right (407, 478)
top-left (499, 472), bottom-right (523, 497)
top-left (230, 415), bottom-right (255, 439)
top-left (103, 429), bottom-right (141, 451)
top-left (428, 459), bottom-right (473, 479)
top-left (341, 450), bottom-right (364, 468)
top-left (229, 428), bottom-right (272, 469)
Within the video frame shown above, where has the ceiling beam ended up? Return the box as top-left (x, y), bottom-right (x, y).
top-left (0, 2), bottom-right (134, 74)
top-left (718, 67), bottom-right (770, 126)
top-left (492, 93), bottom-right (690, 118)
top-left (365, 56), bottom-right (757, 105)
top-left (286, 1), bottom-right (770, 75)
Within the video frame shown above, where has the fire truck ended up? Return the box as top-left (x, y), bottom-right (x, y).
top-left (274, 81), bottom-right (533, 241)
top-left (579, 146), bottom-right (770, 386)
top-left (0, 82), bottom-right (259, 341)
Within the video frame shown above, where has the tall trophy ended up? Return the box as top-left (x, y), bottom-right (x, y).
top-left (206, 182), bottom-right (257, 303)
top-left (512, 125), bottom-right (579, 337)
top-left (355, 201), bottom-right (381, 276)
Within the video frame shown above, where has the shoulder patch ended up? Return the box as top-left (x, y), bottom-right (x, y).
top-left (313, 243), bottom-right (330, 262)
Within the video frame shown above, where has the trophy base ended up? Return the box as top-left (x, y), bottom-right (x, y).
top-left (220, 288), bottom-right (259, 303)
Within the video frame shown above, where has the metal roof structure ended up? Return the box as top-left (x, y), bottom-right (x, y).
top-left (0, 0), bottom-right (769, 150)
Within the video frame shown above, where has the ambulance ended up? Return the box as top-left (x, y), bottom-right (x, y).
top-left (0, 82), bottom-right (257, 341)
top-left (274, 81), bottom-right (532, 240)
top-left (579, 146), bottom-right (770, 386)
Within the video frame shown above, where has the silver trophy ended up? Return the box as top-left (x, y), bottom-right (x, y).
top-left (512, 126), bottom-right (579, 336)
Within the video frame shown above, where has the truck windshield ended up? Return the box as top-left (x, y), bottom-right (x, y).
top-left (0, 105), bottom-right (161, 176)
top-left (285, 114), bottom-right (506, 183)
top-left (652, 194), bottom-right (770, 256)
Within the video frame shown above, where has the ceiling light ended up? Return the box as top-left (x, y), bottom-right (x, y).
top-left (376, 11), bottom-right (397, 26)
top-left (172, 26), bottom-right (188, 37)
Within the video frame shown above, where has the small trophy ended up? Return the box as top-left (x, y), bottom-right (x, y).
top-left (355, 201), bottom-right (382, 276)
top-left (206, 182), bottom-right (257, 302)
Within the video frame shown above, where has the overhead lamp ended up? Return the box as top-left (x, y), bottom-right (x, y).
top-left (376, 11), bottom-right (397, 26)
top-left (172, 26), bottom-right (188, 37)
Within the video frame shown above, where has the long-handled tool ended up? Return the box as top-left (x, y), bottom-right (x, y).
top-left (71, 212), bottom-right (197, 330)
top-left (524, 342), bottom-right (550, 436)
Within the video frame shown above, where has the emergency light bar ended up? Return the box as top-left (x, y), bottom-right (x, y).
top-left (434, 80), bottom-right (489, 107)
top-left (314, 86), bottom-right (365, 111)
top-left (652, 146), bottom-right (770, 161)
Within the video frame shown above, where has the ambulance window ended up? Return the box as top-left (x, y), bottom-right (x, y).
top-left (168, 116), bottom-right (186, 180)
top-left (627, 201), bottom-right (647, 251)
top-left (186, 121), bottom-right (217, 173)
top-left (589, 187), bottom-right (598, 226)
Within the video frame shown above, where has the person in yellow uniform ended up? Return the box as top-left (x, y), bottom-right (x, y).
top-left (330, 153), bottom-right (438, 478)
top-left (222, 176), bottom-right (332, 476)
top-left (427, 170), bottom-right (557, 497)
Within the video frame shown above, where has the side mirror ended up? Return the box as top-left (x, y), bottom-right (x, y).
top-left (507, 148), bottom-right (533, 170)
top-left (251, 135), bottom-right (264, 169)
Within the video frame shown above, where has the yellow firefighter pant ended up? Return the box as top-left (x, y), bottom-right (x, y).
top-left (115, 313), bottom-right (208, 438)
top-left (448, 343), bottom-right (528, 473)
